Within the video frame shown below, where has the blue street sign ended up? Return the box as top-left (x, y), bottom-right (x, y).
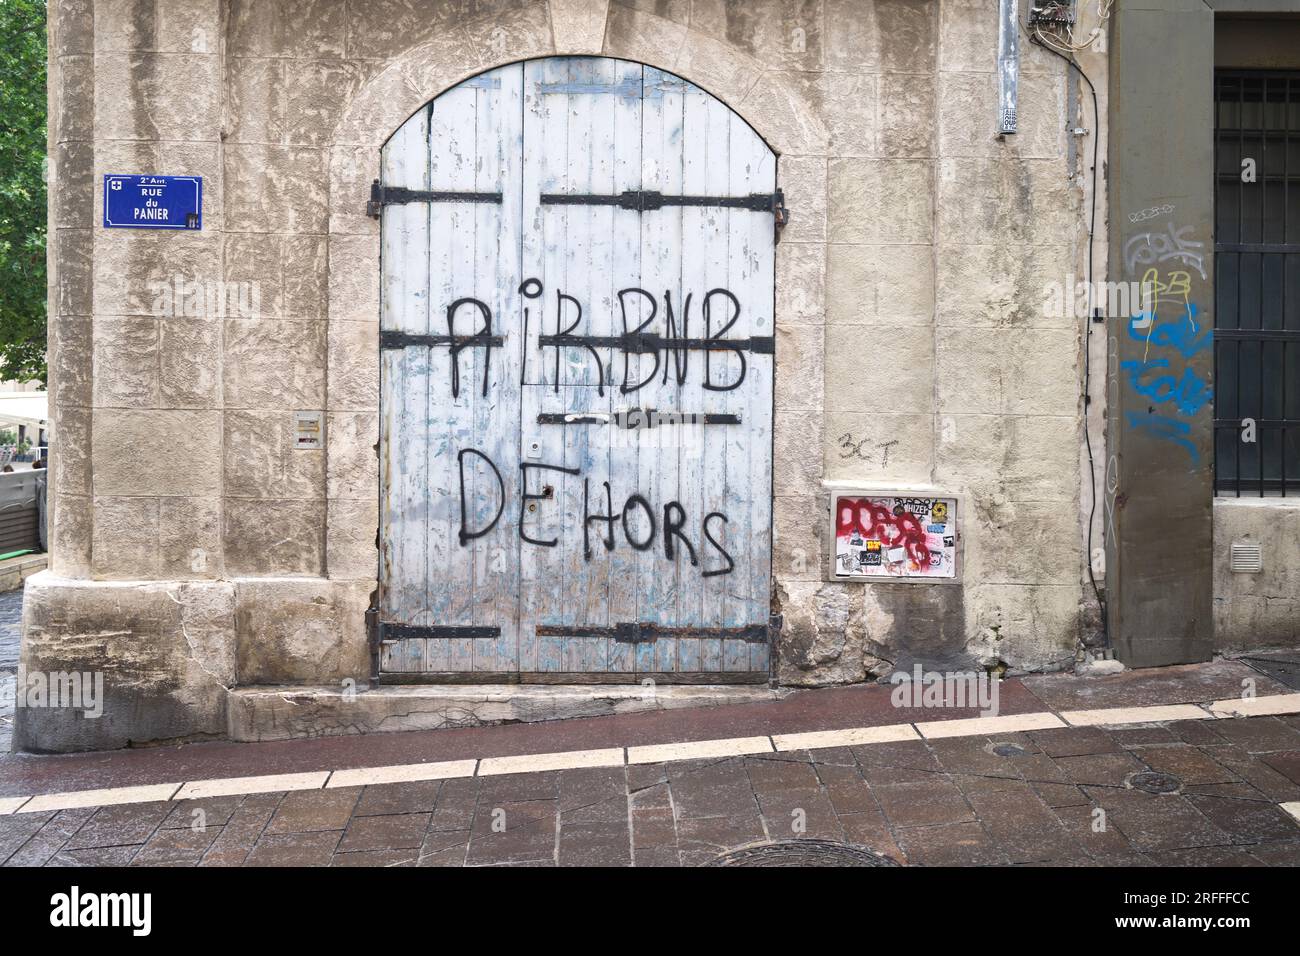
top-left (102, 174), bottom-right (202, 230)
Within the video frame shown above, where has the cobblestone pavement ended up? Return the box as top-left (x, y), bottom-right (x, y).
top-left (4, 714), bottom-right (1299, 866)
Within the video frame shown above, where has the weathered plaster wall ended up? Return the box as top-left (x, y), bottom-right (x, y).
top-left (26, 0), bottom-right (1091, 750)
top-left (1213, 499), bottom-right (1300, 654)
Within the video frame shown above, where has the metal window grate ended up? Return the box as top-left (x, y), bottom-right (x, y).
top-left (1213, 71), bottom-right (1300, 497)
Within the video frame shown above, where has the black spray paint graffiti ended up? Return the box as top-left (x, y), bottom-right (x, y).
top-left (449, 277), bottom-right (762, 396)
top-left (456, 447), bottom-right (735, 576)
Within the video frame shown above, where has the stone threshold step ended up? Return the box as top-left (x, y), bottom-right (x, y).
top-left (227, 683), bottom-right (781, 742)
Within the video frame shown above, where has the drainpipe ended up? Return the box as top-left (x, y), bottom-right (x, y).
top-left (997, 0), bottom-right (1019, 135)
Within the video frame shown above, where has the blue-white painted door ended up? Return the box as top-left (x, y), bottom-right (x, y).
top-left (377, 57), bottom-right (777, 681)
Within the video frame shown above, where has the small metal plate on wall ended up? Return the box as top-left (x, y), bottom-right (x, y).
top-left (294, 411), bottom-right (324, 450)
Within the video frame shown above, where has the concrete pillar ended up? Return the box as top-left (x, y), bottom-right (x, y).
top-left (1106, 0), bottom-right (1215, 666)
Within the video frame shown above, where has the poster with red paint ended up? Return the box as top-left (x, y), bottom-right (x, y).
top-left (831, 494), bottom-right (958, 580)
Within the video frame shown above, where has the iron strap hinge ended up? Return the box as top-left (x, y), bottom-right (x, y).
top-left (380, 329), bottom-right (505, 349)
top-left (536, 623), bottom-right (770, 644)
top-left (367, 180), bottom-right (503, 218)
top-left (540, 188), bottom-right (789, 221)
top-left (378, 621), bottom-right (502, 643)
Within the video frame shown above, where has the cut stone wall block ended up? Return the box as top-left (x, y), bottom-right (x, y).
top-left (159, 318), bottom-right (222, 408)
top-left (227, 0), bottom-right (347, 59)
top-left (328, 321), bottom-right (380, 411)
top-left (223, 409), bottom-right (326, 499)
top-left (51, 495), bottom-right (94, 578)
top-left (825, 0), bottom-right (936, 73)
top-left (821, 72), bottom-right (878, 157)
top-left (93, 317), bottom-right (158, 408)
top-left (92, 495), bottom-right (160, 579)
top-left (829, 158), bottom-right (934, 244)
top-left (328, 234), bottom-right (381, 324)
top-left (223, 145), bottom-right (329, 234)
top-left (224, 499), bottom-right (326, 576)
top-left (824, 410), bottom-right (934, 484)
top-left (94, 53), bottom-right (221, 142)
top-left (235, 578), bottom-right (370, 683)
top-left (327, 411), bottom-right (379, 500)
top-left (159, 496), bottom-right (224, 579)
top-left (327, 497), bottom-right (380, 580)
top-left (603, 2), bottom-right (689, 67)
top-left (51, 406), bottom-right (92, 497)
top-left (777, 156), bottom-right (827, 244)
top-left (55, 228), bottom-right (93, 317)
top-left (774, 409), bottom-right (824, 496)
top-left (92, 409), bottom-right (222, 496)
top-left (775, 241), bottom-right (827, 326)
top-left (825, 325), bottom-right (933, 413)
top-left (690, 0), bottom-right (825, 73)
top-left (935, 327), bottom-right (1079, 418)
top-left (50, 316), bottom-right (94, 410)
top-left (936, 242), bottom-right (1073, 329)
top-left (938, 157), bottom-right (1075, 246)
top-left (773, 495), bottom-right (827, 582)
top-left (15, 575), bottom-right (236, 752)
top-left (775, 325), bottom-right (825, 412)
top-left (826, 243), bottom-right (935, 327)
top-left (55, 54), bottom-right (95, 143)
top-left (223, 319), bottom-right (327, 410)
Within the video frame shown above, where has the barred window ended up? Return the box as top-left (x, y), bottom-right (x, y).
top-left (1214, 71), bottom-right (1300, 495)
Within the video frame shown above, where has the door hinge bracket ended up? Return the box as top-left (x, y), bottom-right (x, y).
top-left (540, 187), bottom-right (788, 221)
top-left (367, 179), bottom-right (504, 218)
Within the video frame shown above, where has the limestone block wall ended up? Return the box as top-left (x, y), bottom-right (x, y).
top-left (25, 0), bottom-right (1095, 750)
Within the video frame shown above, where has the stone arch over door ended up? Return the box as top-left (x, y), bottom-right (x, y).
top-left (323, 12), bottom-right (830, 682)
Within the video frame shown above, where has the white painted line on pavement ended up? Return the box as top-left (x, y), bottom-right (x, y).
top-left (627, 735), bottom-right (774, 765)
top-left (478, 748), bottom-right (625, 776)
top-left (19, 783), bottom-right (181, 814)
top-left (327, 759), bottom-right (479, 788)
top-left (772, 724), bottom-right (919, 751)
top-left (174, 771), bottom-right (329, 800)
top-left (915, 711), bottom-right (1066, 739)
top-left (1060, 703), bottom-right (1210, 727)
top-left (1207, 693), bottom-right (1300, 719)
top-left (14, 692), bottom-right (1300, 813)
top-left (0, 796), bottom-right (31, 815)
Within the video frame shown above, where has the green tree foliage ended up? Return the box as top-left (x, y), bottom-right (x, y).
top-left (0, 0), bottom-right (48, 385)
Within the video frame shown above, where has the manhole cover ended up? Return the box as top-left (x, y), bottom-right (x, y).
top-left (1127, 771), bottom-right (1183, 794)
top-left (988, 742), bottom-right (1029, 757)
top-left (708, 840), bottom-right (899, 867)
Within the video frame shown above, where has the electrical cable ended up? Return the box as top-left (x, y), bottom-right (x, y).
top-left (1027, 26), bottom-right (1111, 650)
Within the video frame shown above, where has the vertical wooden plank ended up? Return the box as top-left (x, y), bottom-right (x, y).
top-left (604, 60), bottom-right (643, 674)
top-left (426, 78), bottom-right (479, 672)
top-left (745, 131), bottom-right (777, 675)
top-left (522, 57), bottom-right (571, 673)
top-left (697, 94), bottom-right (732, 673)
top-left (720, 108), bottom-right (758, 672)
top-left (379, 105), bottom-right (430, 673)
top-left (675, 81), bottom-right (710, 674)
top-left (557, 57), bottom-right (594, 673)
top-left (471, 64), bottom-right (524, 673)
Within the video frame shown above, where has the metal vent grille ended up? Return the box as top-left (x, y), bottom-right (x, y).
top-left (1230, 541), bottom-right (1263, 573)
